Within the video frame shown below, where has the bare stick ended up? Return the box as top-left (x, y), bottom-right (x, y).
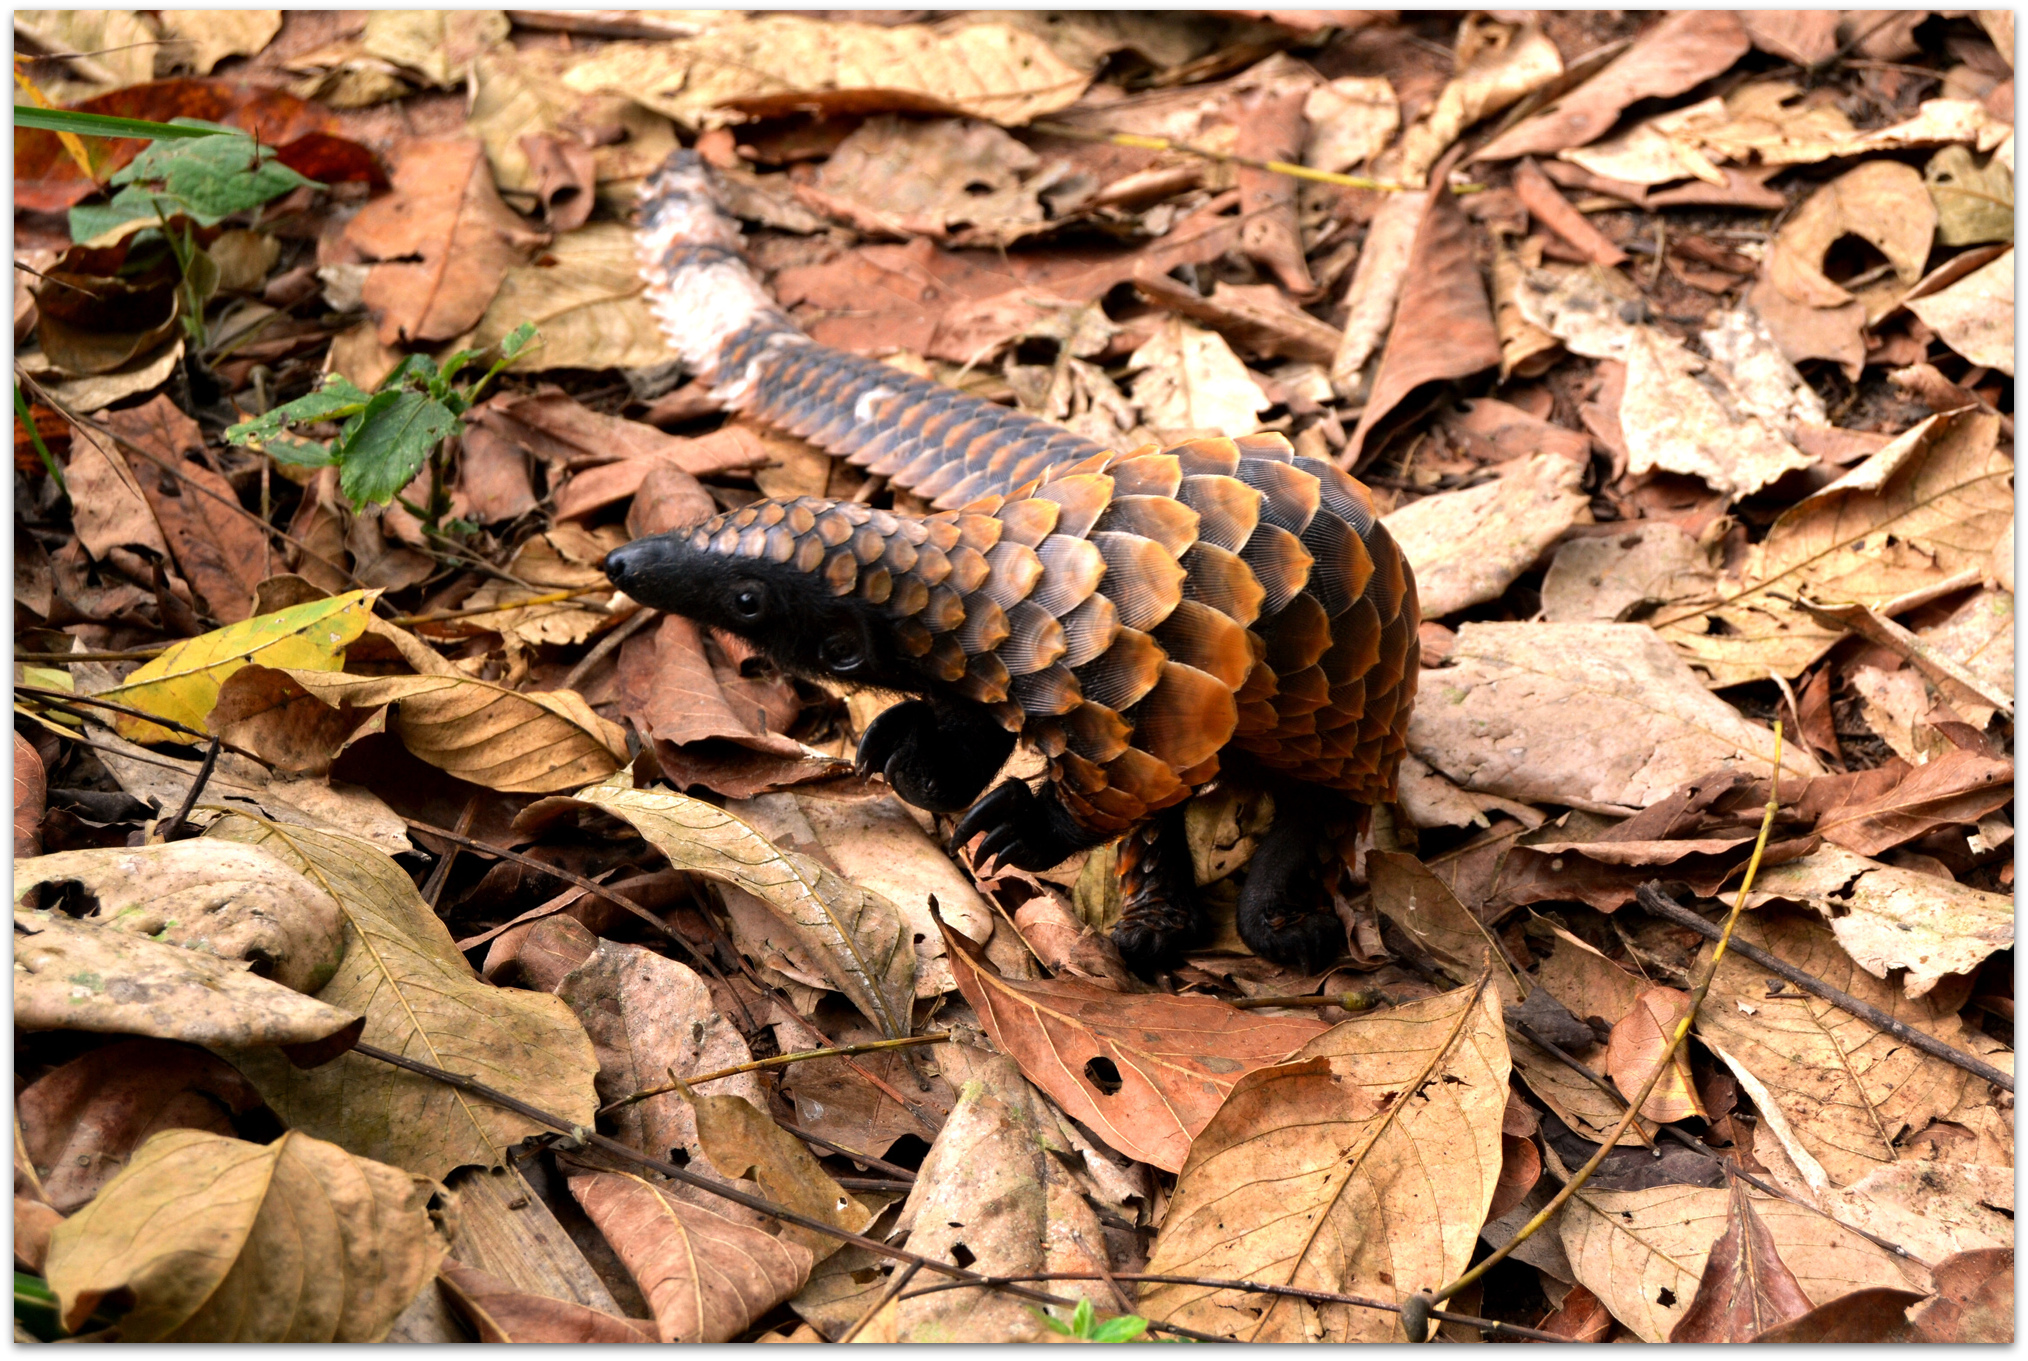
top-left (600, 1032), bottom-right (950, 1115)
top-left (155, 735), bottom-right (220, 842)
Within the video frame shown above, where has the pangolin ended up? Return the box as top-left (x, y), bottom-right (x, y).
top-left (604, 152), bottom-right (1420, 975)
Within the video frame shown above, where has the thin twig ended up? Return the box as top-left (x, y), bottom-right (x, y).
top-left (1230, 990), bottom-right (1384, 1011)
top-left (344, 1041), bottom-right (1227, 1343)
top-left (389, 587), bottom-right (615, 627)
top-left (600, 1032), bottom-right (951, 1116)
top-left (777, 1120), bottom-right (920, 1183)
top-left (1633, 884), bottom-right (2013, 1093)
top-left (837, 1259), bottom-right (922, 1343)
top-left (154, 735), bottom-right (219, 842)
top-left (14, 648), bottom-right (170, 663)
top-left (1408, 723), bottom-right (1794, 1337)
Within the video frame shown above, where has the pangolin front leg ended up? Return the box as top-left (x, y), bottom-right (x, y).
top-left (855, 699), bottom-right (1015, 813)
top-left (952, 778), bottom-right (1108, 874)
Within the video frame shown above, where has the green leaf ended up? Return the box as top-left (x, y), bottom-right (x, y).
top-left (225, 374), bottom-right (371, 446)
top-left (463, 321), bottom-right (541, 405)
top-left (12, 106), bottom-right (233, 141)
top-left (262, 436), bottom-right (339, 469)
top-left (376, 352), bottom-right (440, 392)
top-left (336, 390), bottom-right (458, 505)
top-left (113, 130), bottom-right (316, 224)
top-left (65, 184), bottom-right (164, 244)
top-left (1092, 1315), bottom-right (1151, 1343)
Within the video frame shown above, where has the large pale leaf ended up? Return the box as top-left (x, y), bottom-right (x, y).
top-left (44, 1128), bottom-right (450, 1341)
top-left (1383, 452), bottom-right (1588, 618)
top-left (206, 813), bottom-right (599, 1180)
top-left (1906, 247), bottom-right (2014, 375)
top-left (569, 1171), bottom-right (811, 1344)
top-left (1407, 622), bottom-right (1820, 813)
top-left (14, 908), bottom-right (363, 1058)
top-left (279, 669), bottom-right (626, 793)
top-left (456, 223), bottom-right (680, 372)
top-left (102, 590), bottom-right (377, 744)
top-left (1560, 1182), bottom-right (1919, 1342)
top-left (15, 841), bottom-right (342, 993)
top-left (1140, 980), bottom-right (1511, 1341)
top-left (1745, 843), bottom-right (2014, 997)
top-left (1694, 911), bottom-right (1978, 1193)
top-left (1651, 408), bottom-right (2013, 685)
top-left (560, 15), bottom-right (1093, 129)
top-left (563, 781), bottom-right (915, 1039)
top-left (939, 917), bottom-right (1327, 1172)
top-left (1669, 1176), bottom-right (1814, 1341)
top-left (1127, 316), bottom-right (1269, 438)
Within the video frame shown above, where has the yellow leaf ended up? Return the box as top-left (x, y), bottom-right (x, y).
top-left (104, 590), bottom-right (379, 745)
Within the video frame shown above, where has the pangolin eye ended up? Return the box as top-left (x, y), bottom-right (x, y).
top-left (729, 583), bottom-right (765, 621)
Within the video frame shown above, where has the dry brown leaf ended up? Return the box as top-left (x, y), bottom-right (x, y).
top-left (456, 222), bottom-right (680, 372)
top-left (552, 939), bottom-right (767, 1175)
top-left (1668, 1176), bottom-right (1824, 1341)
top-left (13, 907), bottom-right (363, 1058)
top-left (453, 525), bottom-right (623, 650)
top-left (344, 135), bottom-right (548, 346)
top-left (1408, 622), bottom-right (1820, 815)
top-left (1925, 144), bottom-right (2014, 247)
top-left (1769, 162), bottom-right (1936, 319)
top-left (1475, 12), bottom-right (1751, 161)
top-left (360, 10), bottom-right (508, 89)
top-left (1139, 980), bottom-right (1510, 1341)
top-left (1748, 1286), bottom-right (1926, 1342)
top-left (558, 779), bottom-right (916, 1039)
top-left (1744, 842), bottom-right (2014, 997)
top-left (808, 115), bottom-right (1047, 241)
top-left (1819, 1163), bottom-right (2014, 1275)
top-left (468, 45), bottom-right (677, 200)
top-left (939, 916), bottom-right (1326, 1172)
top-left (1605, 986), bottom-right (1709, 1124)
top-left (43, 1128), bottom-right (450, 1341)
top-left (569, 1170), bottom-right (812, 1343)
top-left (1127, 317), bottom-right (1268, 439)
top-left (1346, 177), bottom-right (1502, 461)
top-left (60, 421), bottom-right (169, 561)
top-left (15, 10), bottom-right (160, 89)
top-left (1741, 11), bottom-right (1841, 65)
top-left (1542, 522), bottom-right (1711, 623)
top-left (155, 10), bottom-right (282, 75)
top-left (1650, 408), bottom-right (2013, 686)
top-left (15, 840), bottom-right (343, 993)
top-left (276, 669), bottom-right (626, 794)
top-left (1132, 271), bottom-right (1342, 364)
top-left (18, 1040), bottom-right (265, 1216)
top-left (1798, 750), bottom-right (2014, 858)
top-left (14, 732), bottom-right (45, 860)
top-left (1399, 15), bottom-right (1565, 184)
top-left (1382, 452), bottom-right (1588, 619)
top-left (436, 1260), bottom-right (656, 1343)
top-left (1695, 911), bottom-right (1980, 1193)
top-left (1920, 588), bottom-right (2014, 716)
top-left (1560, 1181), bottom-right (1919, 1342)
top-left (206, 813), bottom-right (599, 1180)
top-left (1906, 247), bottom-right (2014, 375)
top-left (559, 15), bottom-right (1093, 129)
top-left (1329, 189), bottom-right (1421, 397)
top-left (1302, 75), bottom-right (1398, 173)
top-left (1904, 1247), bottom-right (2015, 1343)
top-left (690, 1090), bottom-right (873, 1262)
top-left (733, 793), bottom-right (996, 999)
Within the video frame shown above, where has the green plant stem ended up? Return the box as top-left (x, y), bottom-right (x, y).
top-left (13, 381), bottom-right (65, 492)
top-left (11, 105), bottom-right (232, 140)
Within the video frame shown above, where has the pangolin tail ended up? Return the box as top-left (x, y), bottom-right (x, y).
top-left (635, 150), bottom-right (1112, 509)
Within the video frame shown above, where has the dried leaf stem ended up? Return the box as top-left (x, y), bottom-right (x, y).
top-left (1633, 883), bottom-right (2013, 1093)
top-left (599, 1032), bottom-right (951, 1116)
top-left (346, 1040), bottom-right (1228, 1343)
top-left (1229, 990), bottom-right (1384, 1011)
top-left (1407, 721), bottom-right (1794, 1339)
top-left (15, 683), bottom-right (271, 765)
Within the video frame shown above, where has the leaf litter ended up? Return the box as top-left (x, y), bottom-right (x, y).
top-left (9, 7), bottom-right (2014, 1345)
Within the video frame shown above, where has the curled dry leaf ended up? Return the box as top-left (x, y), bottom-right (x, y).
top-left (938, 916), bottom-right (1327, 1171)
top-left (1559, 1181), bottom-right (1919, 1342)
top-left (436, 1260), bottom-right (657, 1343)
top-left (154, 10), bottom-right (282, 76)
top-left (1140, 980), bottom-right (1511, 1341)
top-left (1605, 986), bottom-right (1708, 1124)
top-left (1903, 1247), bottom-right (2015, 1343)
top-left (453, 525), bottom-right (624, 650)
top-left (733, 792), bottom-right (995, 998)
top-left (1769, 161), bottom-right (1936, 322)
top-left (1408, 622), bottom-right (1820, 815)
top-left (43, 1128), bottom-right (450, 1342)
top-left (1330, 189), bottom-right (1421, 398)
top-left (1650, 408), bottom-right (2012, 686)
top-left (1694, 911), bottom-right (1979, 1193)
top-left (206, 814), bottom-right (599, 1180)
top-left (343, 134), bottom-right (549, 346)
top-left (563, 780), bottom-right (916, 1039)
top-left (101, 589), bottom-right (377, 746)
top-left (276, 670), bottom-right (627, 794)
top-left (1748, 1286), bottom-right (1926, 1342)
top-left (467, 46), bottom-right (677, 199)
top-left (1668, 1176), bottom-right (1825, 1341)
top-left (1382, 452), bottom-right (1588, 619)
top-left (1400, 16), bottom-right (1565, 185)
top-left (1302, 75), bottom-right (1399, 174)
top-left (1906, 247), bottom-right (2014, 376)
top-left (1127, 317), bottom-right (1269, 439)
top-left (13, 908), bottom-right (364, 1059)
top-left (1745, 842), bottom-right (2014, 997)
top-left (559, 15), bottom-right (1093, 129)
top-left (15, 732), bottom-right (45, 859)
top-left (18, 1039), bottom-right (265, 1215)
top-left (15, 840), bottom-right (343, 994)
top-left (569, 1171), bottom-right (813, 1344)
top-left (1798, 749), bottom-right (2014, 858)
top-left (1475, 11), bottom-right (1751, 161)
top-left (1346, 177), bottom-right (1502, 461)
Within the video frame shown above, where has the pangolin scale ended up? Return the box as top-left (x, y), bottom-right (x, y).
top-left (605, 152), bottom-right (1420, 975)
